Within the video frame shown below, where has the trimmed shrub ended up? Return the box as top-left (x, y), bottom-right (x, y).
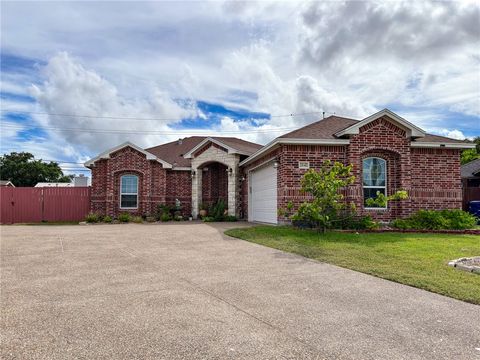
top-left (224, 215), bottom-right (238, 222)
top-left (85, 212), bottom-right (99, 223)
top-left (391, 209), bottom-right (476, 230)
top-left (441, 209), bottom-right (477, 229)
top-left (118, 213), bottom-right (131, 223)
top-left (132, 216), bottom-right (143, 223)
top-left (103, 215), bottom-right (112, 223)
top-left (160, 212), bottom-right (171, 222)
top-left (202, 216), bottom-right (215, 222)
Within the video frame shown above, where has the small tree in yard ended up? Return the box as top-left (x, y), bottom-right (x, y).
top-left (292, 161), bottom-right (355, 232)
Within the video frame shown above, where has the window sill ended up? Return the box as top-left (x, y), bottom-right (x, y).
top-left (364, 207), bottom-right (388, 211)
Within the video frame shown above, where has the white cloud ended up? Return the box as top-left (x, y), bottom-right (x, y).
top-left (1, 0), bottom-right (479, 160)
top-left (28, 52), bottom-right (197, 152)
top-left (298, 1), bottom-right (480, 116)
top-left (438, 129), bottom-right (467, 140)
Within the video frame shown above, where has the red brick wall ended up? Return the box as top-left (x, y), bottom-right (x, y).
top-left (240, 116), bottom-right (462, 223)
top-left (166, 170), bottom-right (192, 216)
top-left (347, 117), bottom-right (412, 221)
top-left (277, 144), bottom-right (347, 222)
top-left (410, 148), bottom-right (462, 210)
top-left (90, 146), bottom-right (167, 218)
top-left (91, 159), bottom-right (108, 215)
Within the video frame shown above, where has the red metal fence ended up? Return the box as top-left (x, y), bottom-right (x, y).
top-left (0, 187), bottom-right (91, 224)
top-left (463, 187), bottom-right (480, 210)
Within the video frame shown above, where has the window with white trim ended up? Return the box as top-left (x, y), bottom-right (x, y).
top-left (362, 157), bottom-right (386, 208)
top-left (120, 175), bottom-right (138, 209)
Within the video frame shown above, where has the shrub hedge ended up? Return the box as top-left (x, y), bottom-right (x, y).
top-left (392, 209), bottom-right (477, 230)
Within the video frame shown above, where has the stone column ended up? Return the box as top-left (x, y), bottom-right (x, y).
top-left (191, 168), bottom-right (202, 218)
top-left (227, 168), bottom-right (237, 216)
top-left (227, 156), bottom-right (240, 217)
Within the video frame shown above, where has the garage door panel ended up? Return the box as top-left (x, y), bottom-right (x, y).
top-left (250, 164), bottom-right (277, 224)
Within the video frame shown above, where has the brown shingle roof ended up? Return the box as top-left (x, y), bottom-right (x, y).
top-left (146, 116), bottom-right (469, 168)
top-left (211, 137), bottom-right (263, 155)
top-left (145, 136), bottom-right (262, 168)
top-left (278, 116), bottom-right (359, 139)
top-left (279, 115), bottom-right (468, 145)
top-left (461, 158), bottom-right (480, 178)
top-left (412, 133), bottom-right (469, 144)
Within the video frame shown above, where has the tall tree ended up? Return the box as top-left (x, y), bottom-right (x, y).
top-left (0, 152), bottom-right (73, 187)
top-left (461, 137), bottom-right (480, 165)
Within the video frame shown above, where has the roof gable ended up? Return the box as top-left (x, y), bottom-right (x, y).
top-left (84, 142), bottom-right (173, 168)
top-left (183, 137), bottom-right (262, 159)
top-left (335, 109), bottom-right (426, 138)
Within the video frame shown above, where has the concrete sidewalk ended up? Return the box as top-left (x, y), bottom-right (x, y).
top-left (1, 223), bottom-right (479, 359)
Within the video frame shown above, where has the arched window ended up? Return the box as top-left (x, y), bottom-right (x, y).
top-left (120, 175), bottom-right (138, 209)
top-left (363, 157), bottom-right (386, 208)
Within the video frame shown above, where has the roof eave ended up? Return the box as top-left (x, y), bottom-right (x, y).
top-left (239, 138), bottom-right (350, 167)
top-left (410, 142), bottom-right (476, 149)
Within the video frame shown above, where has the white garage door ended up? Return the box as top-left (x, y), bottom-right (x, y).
top-left (250, 163), bottom-right (277, 224)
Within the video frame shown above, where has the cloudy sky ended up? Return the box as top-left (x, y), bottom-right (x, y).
top-left (1, 0), bottom-right (479, 176)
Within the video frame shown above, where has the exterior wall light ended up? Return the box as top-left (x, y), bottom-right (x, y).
top-left (273, 161), bottom-right (279, 169)
top-left (191, 170), bottom-right (196, 177)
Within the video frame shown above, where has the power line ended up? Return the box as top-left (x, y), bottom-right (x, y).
top-left (0, 122), bottom-right (300, 135)
top-left (0, 109), bottom-right (328, 122)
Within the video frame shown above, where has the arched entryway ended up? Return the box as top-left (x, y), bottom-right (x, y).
top-left (200, 161), bottom-right (229, 210)
top-left (190, 143), bottom-right (240, 218)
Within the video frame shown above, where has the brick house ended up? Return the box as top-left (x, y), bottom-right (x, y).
top-left (85, 109), bottom-right (474, 223)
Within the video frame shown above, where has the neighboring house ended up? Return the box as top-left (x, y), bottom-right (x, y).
top-left (461, 158), bottom-right (480, 188)
top-left (461, 158), bottom-right (480, 211)
top-left (0, 180), bottom-right (15, 187)
top-left (34, 176), bottom-right (89, 188)
top-left (73, 175), bottom-right (89, 187)
top-left (85, 109), bottom-right (475, 223)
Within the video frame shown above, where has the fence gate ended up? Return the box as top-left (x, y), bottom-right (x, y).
top-left (463, 187), bottom-right (480, 210)
top-left (0, 187), bottom-right (91, 224)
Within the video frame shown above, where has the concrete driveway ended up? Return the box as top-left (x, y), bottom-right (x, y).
top-left (1, 223), bottom-right (479, 359)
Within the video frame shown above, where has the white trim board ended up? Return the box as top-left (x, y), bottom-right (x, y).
top-left (410, 142), bottom-right (475, 149)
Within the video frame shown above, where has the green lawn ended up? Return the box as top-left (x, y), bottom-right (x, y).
top-left (225, 226), bottom-right (480, 304)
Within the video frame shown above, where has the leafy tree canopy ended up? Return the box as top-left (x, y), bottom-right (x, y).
top-left (461, 136), bottom-right (480, 165)
top-left (0, 152), bottom-right (73, 187)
